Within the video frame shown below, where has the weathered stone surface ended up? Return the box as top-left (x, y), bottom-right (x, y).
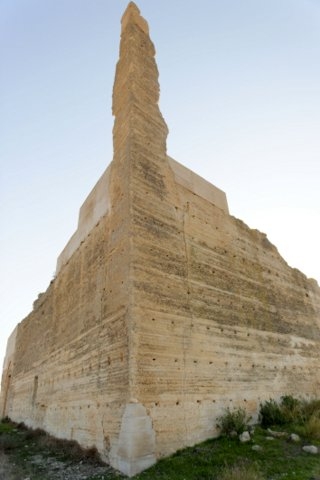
top-left (1, 2), bottom-right (320, 477)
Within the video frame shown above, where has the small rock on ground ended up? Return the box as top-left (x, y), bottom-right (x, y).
top-left (239, 431), bottom-right (251, 443)
top-left (252, 444), bottom-right (263, 451)
top-left (302, 445), bottom-right (318, 455)
top-left (267, 428), bottom-right (288, 438)
top-left (289, 433), bottom-right (300, 442)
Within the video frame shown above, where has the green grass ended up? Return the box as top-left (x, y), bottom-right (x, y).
top-left (219, 460), bottom-right (264, 480)
top-left (1, 412), bottom-right (320, 479)
top-left (133, 426), bottom-right (320, 480)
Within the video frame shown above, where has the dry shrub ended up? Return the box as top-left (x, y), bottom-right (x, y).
top-left (259, 396), bottom-right (320, 441)
top-left (301, 415), bottom-right (320, 440)
top-left (280, 395), bottom-right (305, 423)
top-left (301, 399), bottom-right (320, 419)
top-left (17, 422), bottom-right (28, 430)
top-left (24, 427), bottom-right (46, 440)
top-left (217, 407), bottom-right (251, 436)
top-left (260, 396), bottom-right (307, 427)
top-left (1, 417), bottom-right (11, 424)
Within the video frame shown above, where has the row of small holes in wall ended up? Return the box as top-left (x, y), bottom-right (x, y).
top-left (38, 360), bottom-right (123, 383)
top-left (50, 404), bottom-right (100, 411)
top-left (234, 242), bottom-right (286, 267)
top-left (51, 394), bottom-right (310, 411)
top-left (40, 362), bottom-right (310, 390)
top-left (150, 318), bottom-right (297, 350)
top-left (205, 245), bottom-right (286, 278)
top-left (149, 358), bottom-right (307, 371)
top-left (153, 317), bottom-right (282, 338)
top-left (152, 398), bottom-right (255, 407)
top-left (219, 328), bottom-right (251, 336)
top-left (50, 402), bottom-right (147, 411)
top-left (185, 324), bottom-right (300, 348)
top-left (152, 317), bottom-right (254, 335)
top-left (44, 391), bottom-right (314, 412)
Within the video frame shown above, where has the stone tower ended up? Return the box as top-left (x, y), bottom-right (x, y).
top-left (1, 3), bottom-right (320, 477)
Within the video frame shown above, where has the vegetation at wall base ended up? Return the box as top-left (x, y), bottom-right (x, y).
top-left (259, 395), bottom-right (320, 434)
top-left (1, 397), bottom-right (320, 479)
top-left (217, 406), bottom-right (251, 435)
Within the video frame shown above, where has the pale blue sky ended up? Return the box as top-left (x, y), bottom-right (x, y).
top-left (1, 0), bottom-right (319, 369)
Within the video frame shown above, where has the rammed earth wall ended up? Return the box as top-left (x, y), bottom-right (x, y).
top-left (1, 3), bottom-right (320, 477)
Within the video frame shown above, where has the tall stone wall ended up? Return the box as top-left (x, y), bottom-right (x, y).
top-left (132, 176), bottom-right (320, 458)
top-left (1, 2), bottom-right (320, 477)
top-left (0, 206), bottom-right (131, 466)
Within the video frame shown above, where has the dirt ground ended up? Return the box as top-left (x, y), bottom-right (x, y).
top-left (0, 452), bottom-right (24, 480)
top-left (0, 449), bottom-right (121, 480)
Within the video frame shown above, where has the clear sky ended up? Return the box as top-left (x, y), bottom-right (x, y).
top-left (1, 0), bottom-right (319, 372)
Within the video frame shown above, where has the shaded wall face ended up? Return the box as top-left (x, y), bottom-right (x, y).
top-left (131, 182), bottom-right (320, 458)
top-left (2, 212), bottom-right (131, 461)
top-left (0, 326), bottom-right (18, 418)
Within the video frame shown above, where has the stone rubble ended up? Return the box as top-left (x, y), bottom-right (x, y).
top-left (302, 445), bottom-right (318, 455)
top-left (289, 433), bottom-right (301, 442)
top-left (246, 429), bottom-right (318, 458)
top-left (239, 431), bottom-right (251, 443)
top-left (267, 428), bottom-right (288, 438)
top-left (28, 454), bottom-right (120, 480)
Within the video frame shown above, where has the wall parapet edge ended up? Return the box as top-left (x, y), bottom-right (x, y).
top-left (55, 157), bottom-right (229, 276)
top-left (56, 164), bottom-right (111, 275)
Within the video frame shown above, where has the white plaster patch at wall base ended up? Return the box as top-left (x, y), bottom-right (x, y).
top-left (116, 402), bottom-right (156, 477)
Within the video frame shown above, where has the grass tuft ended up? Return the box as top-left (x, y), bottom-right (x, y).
top-left (217, 407), bottom-right (251, 436)
top-left (259, 398), bottom-right (287, 427)
top-left (297, 414), bottom-right (320, 440)
top-left (219, 460), bottom-right (265, 480)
